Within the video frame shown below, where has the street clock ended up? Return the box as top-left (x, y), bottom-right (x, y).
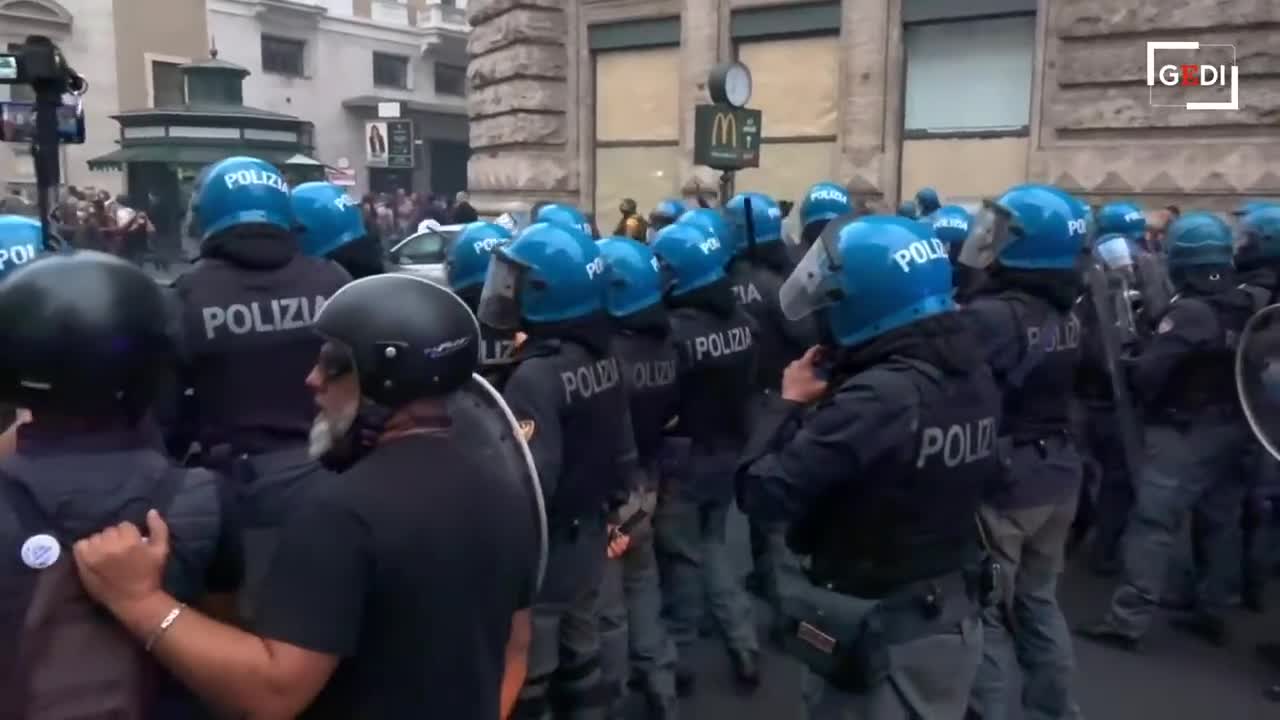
top-left (708, 61), bottom-right (752, 108)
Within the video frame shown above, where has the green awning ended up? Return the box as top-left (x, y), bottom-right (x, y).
top-left (87, 145), bottom-right (310, 171)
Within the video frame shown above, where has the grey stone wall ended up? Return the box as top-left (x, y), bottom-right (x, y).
top-left (466, 0), bottom-right (578, 212)
top-left (1032, 0), bottom-right (1280, 211)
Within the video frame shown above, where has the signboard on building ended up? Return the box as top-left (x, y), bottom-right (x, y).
top-left (386, 120), bottom-right (414, 168)
top-left (693, 104), bottom-right (762, 171)
top-left (365, 119), bottom-right (415, 168)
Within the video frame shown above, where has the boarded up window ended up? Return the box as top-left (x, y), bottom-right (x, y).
top-left (594, 47), bottom-right (679, 217)
top-left (899, 137), bottom-right (1030, 203)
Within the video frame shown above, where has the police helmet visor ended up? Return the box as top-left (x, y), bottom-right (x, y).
top-left (778, 217), bottom-right (847, 322)
top-left (955, 199), bottom-right (1015, 270)
top-left (477, 252), bottom-right (528, 330)
top-left (1094, 235), bottom-right (1135, 271)
top-left (494, 213), bottom-right (519, 234)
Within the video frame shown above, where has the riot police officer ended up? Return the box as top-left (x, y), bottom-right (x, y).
top-left (479, 220), bottom-right (636, 719)
top-left (738, 214), bottom-right (997, 719)
top-left (172, 156), bottom-right (349, 614)
top-left (1080, 212), bottom-right (1254, 650)
top-left (798, 182), bottom-right (853, 248)
top-left (1236, 206), bottom-right (1280, 613)
top-left (959, 184), bottom-right (1088, 720)
top-left (0, 251), bottom-right (237, 717)
top-left (722, 192), bottom-right (817, 613)
top-left (648, 221), bottom-right (761, 690)
top-left (0, 215), bottom-right (47, 453)
top-left (930, 204), bottom-right (973, 266)
top-left (916, 186), bottom-right (942, 219)
top-left (595, 236), bottom-right (682, 720)
top-left (447, 221), bottom-right (518, 388)
top-left (648, 199), bottom-right (687, 238)
top-left (536, 202), bottom-right (596, 239)
top-left (291, 181), bottom-right (386, 278)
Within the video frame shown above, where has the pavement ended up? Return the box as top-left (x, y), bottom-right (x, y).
top-left (640, 509), bottom-right (1280, 720)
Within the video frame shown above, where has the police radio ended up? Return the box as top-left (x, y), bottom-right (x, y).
top-left (0, 35), bottom-right (89, 251)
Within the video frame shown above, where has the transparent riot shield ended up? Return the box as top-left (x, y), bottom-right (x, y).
top-left (449, 373), bottom-right (549, 591)
top-left (1085, 260), bottom-right (1147, 483)
top-left (1237, 304), bottom-right (1280, 463)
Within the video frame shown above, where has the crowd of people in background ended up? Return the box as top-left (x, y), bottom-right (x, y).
top-left (360, 188), bottom-right (478, 248)
top-left (3, 182), bottom-right (481, 267)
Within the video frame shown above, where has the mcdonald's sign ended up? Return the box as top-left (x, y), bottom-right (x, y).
top-left (694, 104), bottom-right (762, 171)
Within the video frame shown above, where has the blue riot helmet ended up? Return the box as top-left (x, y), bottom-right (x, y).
top-left (534, 203), bottom-right (594, 238)
top-left (447, 221), bottom-right (513, 297)
top-left (1096, 202), bottom-right (1146, 242)
top-left (930, 205), bottom-right (972, 262)
top-left (290, 182), bottom-right (365, 258)
top-left (596, 236), bottom-right (666, 317)
top-left (800, 182), bottom-right (852, 243)
top-left (915, 187), bottom-right (941, 217)
top-left (724, 192), bottom-right (783, 256)
top-left (1166, 211), bottom-right (1233, 271)
top-left (648, 199), bottom-right (686, 233)
top-left (477, 221), bottom-right (605, 330)
top-left (897, 202), bottom-right (918, 220)
top-left (675, 208), bottom-right (733, 266)
top-left (184, 156), bottom-right (293, 257)
top-left (780, 214), bottom-right (953, 347)
top-left (1235, 206), bottom-right (1280, 270)
top-left (959, 184), bottom-right (1087, 272)
top-left (650, 221), bottom-right (727, 297)
top-left (0, 215), bottom-right (47, 282)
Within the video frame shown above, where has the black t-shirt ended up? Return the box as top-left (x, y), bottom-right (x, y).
top-left (253, 433), bottom-right (538, 719)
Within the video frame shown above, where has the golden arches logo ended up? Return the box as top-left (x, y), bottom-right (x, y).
top-left (711, 112), bottom-right (737, 148)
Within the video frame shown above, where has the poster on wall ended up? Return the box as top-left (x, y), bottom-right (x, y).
top-left (365, 120), bottom-right (389, 166)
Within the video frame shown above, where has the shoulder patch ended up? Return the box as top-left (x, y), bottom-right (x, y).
top-left (518, 419), bottom-right (535, 442)
top-left (1158, 316), bottom-right (1174, 334)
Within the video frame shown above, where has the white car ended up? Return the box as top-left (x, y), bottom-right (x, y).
top-left (389, 224), bottom-right (465, 286)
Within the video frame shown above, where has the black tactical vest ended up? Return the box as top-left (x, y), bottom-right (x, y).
top-left (1161, 295), bottom-right (1251, 413)
top-left (668, 305), bottom-right (758, 451)
top-left (526, 339), bottom-right (633, 525)
top-left (175, 254), bottom-right (348, 454)
top-left (804, 359), bottom-right (1000, 597)
top-left (728, 258), bottom-right (803, 390)
top-left (993, 291), bottom-right (1082, 442)
top-left (612, 330), bottom-right (679, 465)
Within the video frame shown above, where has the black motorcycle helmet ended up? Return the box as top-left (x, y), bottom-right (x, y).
top-left (314, 273), bottom-right (480, 407)
top-left (0, 250), bottom-right (173, 418)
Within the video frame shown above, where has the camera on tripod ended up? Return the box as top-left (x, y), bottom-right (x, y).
top-left (0, 35), bottom-right (86, 145)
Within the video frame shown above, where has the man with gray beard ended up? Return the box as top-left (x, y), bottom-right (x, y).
top-left (75, 273), bottom-right (545, 719)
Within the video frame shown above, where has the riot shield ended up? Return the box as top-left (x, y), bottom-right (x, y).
top-left (1236, 304), bottom-right (1280, 463)
top-left (1133, 252), bottom-right (1172, 329)
top-left (449, 373), bottom-right (549, 591)
top-left (1084, 260), bottom-right (1147, 484)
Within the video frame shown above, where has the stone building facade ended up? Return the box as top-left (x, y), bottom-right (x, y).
top-left (465, 0), bottom-right (1280, 217)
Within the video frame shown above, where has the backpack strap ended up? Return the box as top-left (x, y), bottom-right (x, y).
top-left (0, 473), bottom-right (55, 720)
